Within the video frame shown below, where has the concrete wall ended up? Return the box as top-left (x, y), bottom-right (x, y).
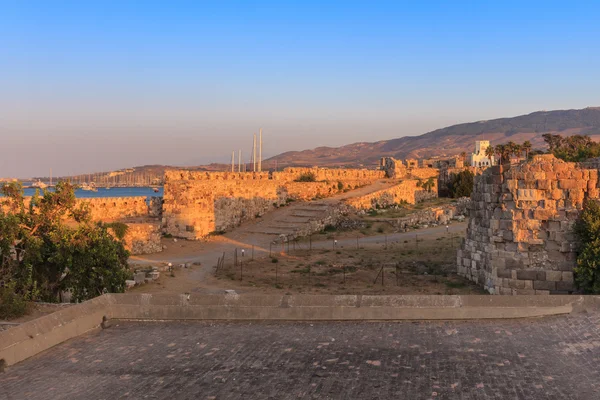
top-left (3, 293), bottom-right (593, 367)
top-left (458, 155), bottom-right (599, 295)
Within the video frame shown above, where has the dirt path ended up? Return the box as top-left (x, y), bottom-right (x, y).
top-left (130, 180), bottom-right (467, 293)
top-left (130, 217), bottom-right (467, 295)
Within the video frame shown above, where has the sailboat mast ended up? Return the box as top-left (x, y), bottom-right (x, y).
top-left (259, 128), bottom-right (262, 172)
top-left (253, 133), bottom-right (256, 172)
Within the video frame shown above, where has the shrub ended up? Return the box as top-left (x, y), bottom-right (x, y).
top-left (0, 284), bottom-right (28, 319)
top-left (448, 170), bottom-right (474, 198)
top-left (271, 257), bottom-right (279, 263)
top-left (323, 224), bottom-right (337, 232)
top-left (295, 172), bottom-right (317, 182)
top-left (337, 181), bottom-right (344, 191)
top-left (0, 182), bottom-right (130, 303)
top-left (574, 200), bottom-right (600, 293)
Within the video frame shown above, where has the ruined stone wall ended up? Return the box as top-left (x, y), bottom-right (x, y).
top-left (273, 167), bottom-right (385, 182)
top-left (457, 155), bottom-right (599, 295)
top-left (408, 168), bottom-right (440, 180)
top-left (163, 171), bottom-right (284, 239)
top-left (345, 179), bottom-right (438, 210)
top-left (123, 223), bottom-right (162, 255)
top-left (163, 168), bottom-right (385, 239)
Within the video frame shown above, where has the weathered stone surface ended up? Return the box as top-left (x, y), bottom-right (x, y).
top-left (162, 168), bottom-right (385, 239)
top-left (4, 316), bottom-right (600, 399)
top-left (458, 155), bottom-right (596, 295)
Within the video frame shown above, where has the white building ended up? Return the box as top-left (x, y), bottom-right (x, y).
top-left (470, 140), bottom-right (495, 167)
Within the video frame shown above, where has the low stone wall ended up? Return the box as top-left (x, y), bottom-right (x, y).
top-left (123, 223), bottom-right (162, 255)
top-left (392, 199), bottom-right (469, 229)
top-left (273, 167), bottom-right (385, 182)
top-left (3, 293), bottom-right (592, 366)
top-left (283, 180), bottom-right (372, 201)
top-left (345, 180), bottom-right (438, 209)
top-left (458, 155), bottom-right (599, 295)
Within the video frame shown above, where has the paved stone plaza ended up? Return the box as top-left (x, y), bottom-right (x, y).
top-left (2, 312), bottom-right (600, 399)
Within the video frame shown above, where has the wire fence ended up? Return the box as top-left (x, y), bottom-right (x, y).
top-left (213, 232), bottom-right (463, 289)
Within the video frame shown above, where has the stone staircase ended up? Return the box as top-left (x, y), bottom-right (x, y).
top-left (246, 201), bottom-right (334, 238)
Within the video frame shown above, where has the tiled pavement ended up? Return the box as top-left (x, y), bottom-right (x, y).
top-left (2, 312), bottom-right (600, 399)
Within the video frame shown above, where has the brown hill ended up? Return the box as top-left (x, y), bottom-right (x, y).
top-left (266, 107), bottom-right (600, 168)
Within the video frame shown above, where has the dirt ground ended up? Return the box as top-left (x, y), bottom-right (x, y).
top-left (135, 225), bottom-right (483, 296)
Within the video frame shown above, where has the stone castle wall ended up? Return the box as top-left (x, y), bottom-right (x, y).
top-left (273, 167), bottom-right (385, 182)
top-left (82, 197), bottom-right (152, 222)
top-left (457, 155), bottom-right (599, 295)
top-left (163, 171), bottom-right (284, 239)
top-left (345, 179), bottom-right (438, 210)
top-left (162, 168), bottom-right (385, 239)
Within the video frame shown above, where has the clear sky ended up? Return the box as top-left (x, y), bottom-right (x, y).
top-left (1, 1), bottom-right (599, 177)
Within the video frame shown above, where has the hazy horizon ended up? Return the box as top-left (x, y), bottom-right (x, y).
top-left (2, 1), bottom-right (600, 178)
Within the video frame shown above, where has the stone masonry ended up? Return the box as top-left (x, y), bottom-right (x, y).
top-left (457, 154), bottom-right (599, 294)
top-left (345, 179), bottom-right (438, 210)
top-left (162, 168), bottom-right (386, 239)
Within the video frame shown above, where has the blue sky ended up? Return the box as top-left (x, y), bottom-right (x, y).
top-left (1, 1), bottom-right (599, 177)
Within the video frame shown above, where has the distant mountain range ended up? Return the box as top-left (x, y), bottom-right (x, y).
top-left (265, 107), bottom-right (600, 168)
top-left (50, 107), bottom-right (600, 181)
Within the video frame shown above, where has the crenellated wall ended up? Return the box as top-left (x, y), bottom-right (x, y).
top-left (82, 197), bottom-right (151, 222)
top-left (457, 155), bottom-right (600, 295)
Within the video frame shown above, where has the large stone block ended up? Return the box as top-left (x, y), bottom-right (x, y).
top-left (545, 271), bottom-right (563, 281)
top-left (533, 280), bottom-right (556, 291)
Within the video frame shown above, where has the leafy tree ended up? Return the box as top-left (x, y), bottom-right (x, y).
top-left (0, 182), bottom-right (130, 302)
top-left (484, 146), bottom-right (495, 161)
top-left (543, 134), bottom-right (600, 162)
top-left (448, 170), bottom-right (474, 198)
top-left (573, 200), bottom-right (600, 294)
top-left (421, 177), bottom-right (436, 193)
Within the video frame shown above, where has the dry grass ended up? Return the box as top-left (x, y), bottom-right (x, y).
top-left (215, 232), bottom-right (484, 295)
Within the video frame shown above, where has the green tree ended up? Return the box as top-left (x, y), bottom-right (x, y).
top-left (543, 134), bottom-right (600, 162)
top-left (0, 182), bottom-right (130, 302)
top-left (421, 177), bottom-right (436, 193)
top-left (484, 145), bottom-right (495, 162)
top-left (448, 170), bottom-right (475, 198)
top-left (573, 200), bottom-right (600, 294)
